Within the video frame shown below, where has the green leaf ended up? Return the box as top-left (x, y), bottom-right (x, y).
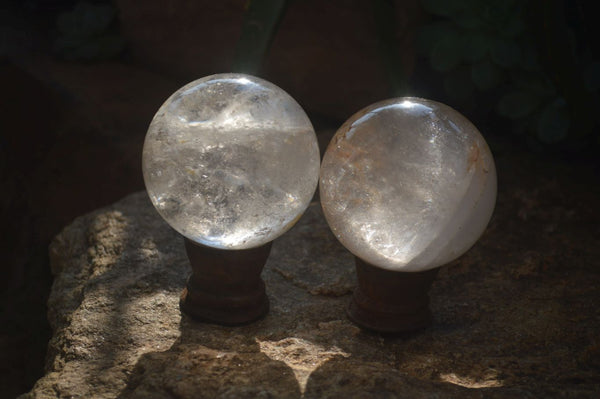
top-left (415, 21), bottom-right (457, 56)
top-left (501, 7), bottom-right (525, 38)
top-left (481, 0), bottom-right (515, 29)
top-left (519, 38), bottom-right (541, 71)
top-left (430, 34), bottom-right (463, 72)
top-left (57, 2), bottom-right (115, 38)
top-left (537, 98), bottom-right (570, 143)
top-left (462, 33), bottom-right (489, 63)
top-left (54, 1), bottom-right (123, 61)
top-left (420, 0), bottom-right (465, 17)
top-left (471, 61), bottom-right (502, 90)
top-left (444, 67), bottom-right (474, 102)
top-left (451, 1), bottom-right (484, 30)
top-left (490, 39), bottom-right (521, 68)
top-left (496, 90), bottom-right (541, 119)
top-left (510, 70), bottom-right (556, 97)
top-left (583, 61), bottom-right (600, 92)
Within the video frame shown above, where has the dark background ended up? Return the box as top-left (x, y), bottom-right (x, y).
top-left (1, 0), bottom-right (598, 397)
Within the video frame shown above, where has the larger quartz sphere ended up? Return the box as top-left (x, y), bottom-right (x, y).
top-left (320, 98), bottom-right (496, 271)
top-left (143, 73), bottom-right (320, 249)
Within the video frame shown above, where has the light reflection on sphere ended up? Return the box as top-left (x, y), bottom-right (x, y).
top-left (143, 73), bottom-right (320, 249)
top-left (320, 97), bottom-right (497, 271)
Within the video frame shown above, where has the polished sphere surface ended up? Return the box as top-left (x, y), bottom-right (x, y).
top-left (143, 73), bottom-right (320, 249)
top-left (320, 97), bottom-right (496, 271)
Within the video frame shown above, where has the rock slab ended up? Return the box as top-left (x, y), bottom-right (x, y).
top-left (22, 190), bottom-right (600, 398)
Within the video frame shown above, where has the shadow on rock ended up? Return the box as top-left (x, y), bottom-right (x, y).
top-left (118, 316), bottom-right (302, 399)
top-left (303, 357), bottom-right (534, 399)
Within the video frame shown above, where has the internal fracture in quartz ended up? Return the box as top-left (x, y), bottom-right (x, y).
top-left (320, 98), bottom-right (497, 272)
top-left (143, 74), bottom-right (320, 249)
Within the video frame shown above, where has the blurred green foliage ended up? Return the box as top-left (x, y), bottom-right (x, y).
top-left (233, 0), bottom-right (597, 150)
top-left (373, 0), bottom-right (410, 96)
top-left (232, 0), bottom-right (288, 74)
top-left (417, 0), bottom-right (598, 148)
top-left (54, 1), bottom-right (124, 61)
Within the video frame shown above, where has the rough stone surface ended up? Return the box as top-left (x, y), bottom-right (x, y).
top-left (22, 175), bottom-right (600, 398)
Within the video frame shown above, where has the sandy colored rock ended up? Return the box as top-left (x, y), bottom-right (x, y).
top-left (21, 174), bottom-right (600, 398)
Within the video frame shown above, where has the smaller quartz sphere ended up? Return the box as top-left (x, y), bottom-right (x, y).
top-left (143, 73), bottom-right (320, 249)
top-left (320, 97), bottom-right (497, 272)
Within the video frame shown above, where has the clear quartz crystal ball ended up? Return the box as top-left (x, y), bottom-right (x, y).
top-left (143, 73), bottom-right (320, 249)
top-left (320, 97), bottom-right (497, 272)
